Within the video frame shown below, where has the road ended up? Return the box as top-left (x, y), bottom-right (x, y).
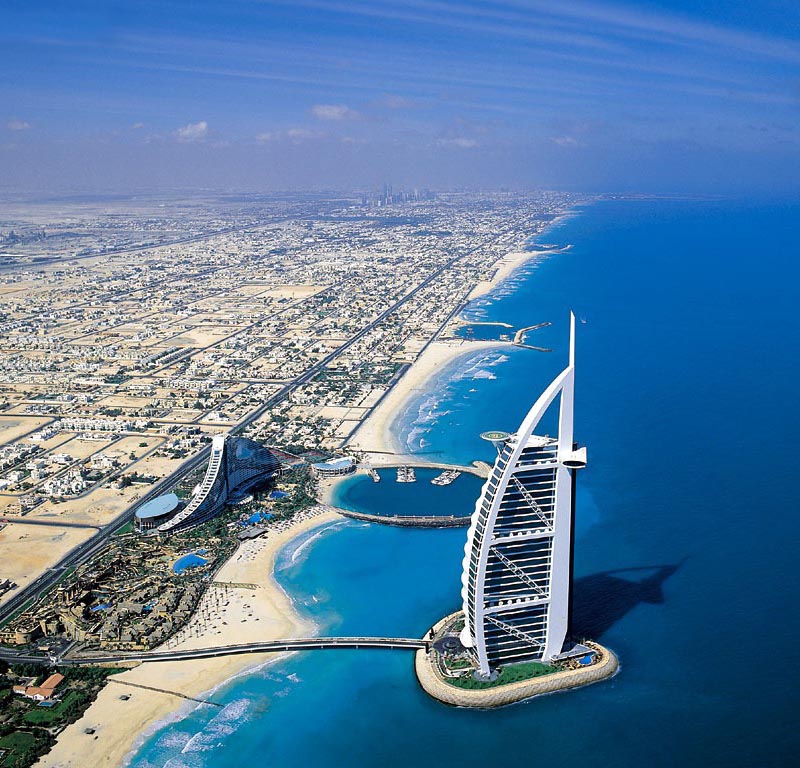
top-left (0, 637), bottom-right (428, 667)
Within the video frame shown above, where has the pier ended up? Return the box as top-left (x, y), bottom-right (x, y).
top-left (513, 321), bottom-right (552, 351)
top-left (431, 469), bottom-right (461, 485)
top-left (396, 466), bottom-right (416, 483)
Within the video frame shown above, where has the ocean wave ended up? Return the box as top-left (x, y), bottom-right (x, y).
top-left (180, 699), bottom-right (251, 754)
top-left (274, 519), bottom-right (343, 571)
top-left (290, 526), bottom-right (331, 565)
top-left (163, 758), bottom-right (193, 768)
top-left (404, 425), bottom-right (427, 452)
top-left (156, 732), bottom-right (193, 750)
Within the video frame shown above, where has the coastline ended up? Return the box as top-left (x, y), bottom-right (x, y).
top-left (346, 338), bottom-right (507, 459)
top-left (466, 247), bottom-right (552, 302)
top-left (37, 509), bottom-right (341, 768)
top-left (37, 217), bottom-right (573, 767)
top-left (348, 232), bottom-right (571, 460)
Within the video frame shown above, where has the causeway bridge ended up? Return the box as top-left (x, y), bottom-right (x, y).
top-left (320, 503), bottom-right (471, 528)
top-left (334, 508), bottom-right (470, 528)
top-left (0, 637), bottom-right (429, 667)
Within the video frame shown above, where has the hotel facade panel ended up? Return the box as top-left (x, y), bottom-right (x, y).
top-left (460, 314), bottom-right (587, 676)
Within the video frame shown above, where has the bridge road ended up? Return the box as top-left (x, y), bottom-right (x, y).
top-left (0, 637), bottom-right (429, 667)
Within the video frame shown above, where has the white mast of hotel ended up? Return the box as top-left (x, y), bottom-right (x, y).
top-left (459, 313), bottom-right (587, 676)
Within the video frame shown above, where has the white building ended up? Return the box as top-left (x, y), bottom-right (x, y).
top-left (460, 314), bottom-right (587, 676)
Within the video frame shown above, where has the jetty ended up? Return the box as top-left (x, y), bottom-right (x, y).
top-left (332, 508), bottom-right (470, 528)
top-left (513, 320), bottom-right (552, 346)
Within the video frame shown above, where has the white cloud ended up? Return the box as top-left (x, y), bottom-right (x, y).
top-left (131, 122), bottom-right (145, 130)
top-left (174, 120), bottom-right (209, 142)
top-left (437, 137), bottom-right (478, 148)
top-left (550, 135), bottom-right (580, 146)
top-left (287, 127), bottom-right (325, 141)
top-left (311, 104), bottom-right (359, 121)
top-left (7, 119), bottom-right (30, 131)
top-left (256, 128), bottom-right (326, 143)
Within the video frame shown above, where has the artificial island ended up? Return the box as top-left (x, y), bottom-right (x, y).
top-left (416, 313), bottom-right (618, 706)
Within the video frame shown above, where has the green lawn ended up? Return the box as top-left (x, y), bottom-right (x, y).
top-left (446, 660), bottom-right (558, 690)
top-left (0, 730), bottom-right (53, 768)
top-left (22, 690), bottom-right (89, 726)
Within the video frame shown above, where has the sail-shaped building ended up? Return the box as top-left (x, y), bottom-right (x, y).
top-left (459, 313), bottom-right (587, 676)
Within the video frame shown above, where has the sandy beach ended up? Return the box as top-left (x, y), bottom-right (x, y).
top-left (466, 243), bottom-right (565, 303)
top-left (37, 508), bottom-right (341, 768)
top-left (346, 238), bottom-right (568, 460)
top-left (346, 338), bottom-right (507, 459)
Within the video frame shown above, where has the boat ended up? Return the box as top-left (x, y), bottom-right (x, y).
top-left (432, 469), bottom-right (462, 486)
top-left (396, 466), bottom-right (416, 483)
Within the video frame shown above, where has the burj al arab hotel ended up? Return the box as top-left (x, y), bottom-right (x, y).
top-left (459, 313), bottom-right (588, 677)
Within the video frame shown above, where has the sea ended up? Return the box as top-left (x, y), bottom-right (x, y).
top-left (128, 198), bottom-right (799, 768)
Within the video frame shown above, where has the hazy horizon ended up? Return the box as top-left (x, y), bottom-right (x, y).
top-left (3, 0), bottom-right (800, 195)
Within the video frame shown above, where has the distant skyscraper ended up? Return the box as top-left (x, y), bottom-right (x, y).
top-left (460, 313), bottom-right (587, 676)
top-left (158, 434), bottom-right (280, 533)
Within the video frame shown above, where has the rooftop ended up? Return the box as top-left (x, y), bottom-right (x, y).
top-left (135, 492), bottom-right (180, 520)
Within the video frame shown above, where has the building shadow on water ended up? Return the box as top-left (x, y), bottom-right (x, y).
top-left (571, 563), bottom-right (682, 639)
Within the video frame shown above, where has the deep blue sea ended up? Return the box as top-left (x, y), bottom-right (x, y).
top-left (129, 199), bottom-right (799, 768)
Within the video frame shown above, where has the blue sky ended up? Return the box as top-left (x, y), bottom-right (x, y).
top-left (2, 0), bottom-right (799, 192)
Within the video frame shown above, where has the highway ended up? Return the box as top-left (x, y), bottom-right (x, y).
top-left (0, 637), bottom-right (428, 667)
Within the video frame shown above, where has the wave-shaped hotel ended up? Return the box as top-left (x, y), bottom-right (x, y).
top-left (417, 314), bottom-right (618, 706)
top-left (134, 434), bottom-right (282, 533)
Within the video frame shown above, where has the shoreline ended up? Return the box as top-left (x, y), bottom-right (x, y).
top-left (37, 508), bottom-right (342, 768)
top-left (347, 224), bottom-right (572, 459)
top-left (347, 338), bottom-right (508, 458)
top-left (35, 213), bottom-right (575, 767)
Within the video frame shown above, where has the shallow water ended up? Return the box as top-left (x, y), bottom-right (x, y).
top-left (332, 467), bottom-right (484, 520)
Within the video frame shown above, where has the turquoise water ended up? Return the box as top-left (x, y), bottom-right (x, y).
top-left (247, 511), bottom-right (273, 525)
top-left (129, 199), bottom-right (799, 767)
top-left (333, 467), bottom-right (483, 520)
top-left (172, 551), bottom-right (208, 575)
